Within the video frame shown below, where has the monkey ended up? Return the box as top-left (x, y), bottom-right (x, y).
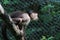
top-left (1, 11), bottom-right (38, 40)
top-left (10, 10), bottom-right (38, 40)
top-left (0, 3), bottom-right (38, 40)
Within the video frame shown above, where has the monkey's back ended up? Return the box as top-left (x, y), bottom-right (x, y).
top-left (10, 11), bottom-right (25, 18)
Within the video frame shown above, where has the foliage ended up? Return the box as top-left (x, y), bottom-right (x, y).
top-left (41, 36), bottom-right (54, 40)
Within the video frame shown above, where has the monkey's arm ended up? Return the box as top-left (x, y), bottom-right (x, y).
top-left (12, 18), bottom-right (22, 23)
top-left (12, 18), bottom-right (28, 24)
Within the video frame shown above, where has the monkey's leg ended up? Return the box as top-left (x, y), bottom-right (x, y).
top-left (12, 18), bottom-right (26, 40)
top-left (1, 23), bottom-right (9, 40)
top-left (20, 26), bottom-right (25, 40)
top-left (16, 29), bottom-right (25, 40)
top-left (14, 25), bottom-right (25, 40)
top-left (21, 30), bottom-right (25, 40)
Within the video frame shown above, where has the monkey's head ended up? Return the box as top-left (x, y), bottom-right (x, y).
top-left (28, 10), bottom-right (38, 20)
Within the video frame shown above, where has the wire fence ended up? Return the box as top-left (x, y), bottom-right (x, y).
top-left (0, 0), bottom-right (60, 40)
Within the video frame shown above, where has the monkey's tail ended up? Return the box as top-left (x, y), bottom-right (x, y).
top-left (1, 23), bottom-right (9, 40)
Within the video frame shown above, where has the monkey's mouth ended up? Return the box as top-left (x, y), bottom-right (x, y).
top-left (33, 18), bottom-right (38, 20)
top-left (31, 18), bottom-right (39, 22)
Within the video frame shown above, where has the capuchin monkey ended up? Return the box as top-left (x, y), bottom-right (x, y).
top-left (0, 4), bottom-right (38, 40)
top-left (10, 10), bottom-right (38, 40)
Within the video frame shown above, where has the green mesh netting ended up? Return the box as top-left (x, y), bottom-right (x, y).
top-left (0, 0), bottom-right (60, 40)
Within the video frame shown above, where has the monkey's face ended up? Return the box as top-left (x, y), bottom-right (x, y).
top-left (30, 13), bottom-right (38, 20)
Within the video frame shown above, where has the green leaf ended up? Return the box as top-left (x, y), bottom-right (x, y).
top-left (3, 0), bottom-right (10, 5)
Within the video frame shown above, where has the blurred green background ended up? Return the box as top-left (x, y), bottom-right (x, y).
top-left (0, 0), bottom-right (60, 40)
